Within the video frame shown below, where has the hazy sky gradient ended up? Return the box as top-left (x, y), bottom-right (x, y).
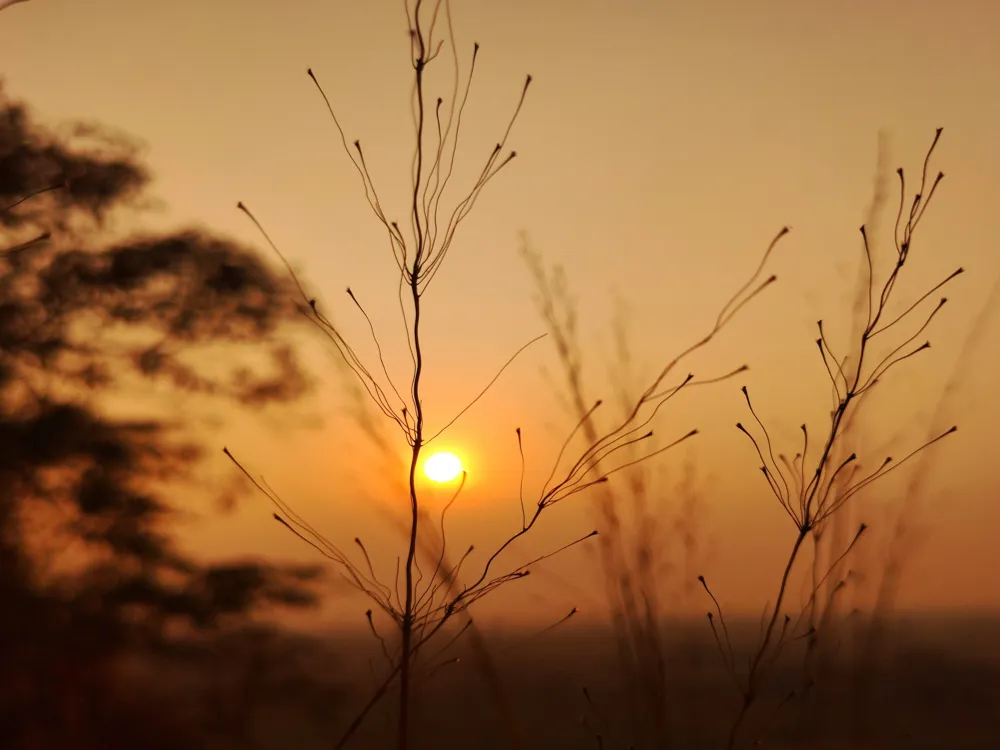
top-left (3, 0), bottom-right (998, 624)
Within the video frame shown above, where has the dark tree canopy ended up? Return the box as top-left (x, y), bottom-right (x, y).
top-left (0, 81), bottom-right (325, 743)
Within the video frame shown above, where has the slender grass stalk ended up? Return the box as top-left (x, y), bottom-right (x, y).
top-left (225, 2), bottom-right (776, 747)
top-left (704, 129), bottom-right (962, 749)
top-left (523, 224), bottom-right (789, 748)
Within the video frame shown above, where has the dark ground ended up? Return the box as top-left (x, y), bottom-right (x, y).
top-left (47, 613), bottom-right (996, 750)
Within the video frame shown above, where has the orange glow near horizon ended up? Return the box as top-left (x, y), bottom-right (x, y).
top-left (2, 0), bottom-right (998, 625)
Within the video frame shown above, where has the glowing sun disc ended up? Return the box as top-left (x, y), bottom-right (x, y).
top-left (424, 452), bottom-right (463, 482)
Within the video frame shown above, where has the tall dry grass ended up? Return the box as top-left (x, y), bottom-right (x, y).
top-left (693, 129), bottom-right (961, 748)
top-left (521, 233), bottom-right (788, 750)
top-left (521, 128), bottom-right (967, 750)
top-left (215, 3), bottom-right (973, 748)
top-left (224, 2), bottom-right (786, 748)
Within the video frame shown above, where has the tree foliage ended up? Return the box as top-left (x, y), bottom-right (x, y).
top-left (0, 82), bottom-right (325, 745)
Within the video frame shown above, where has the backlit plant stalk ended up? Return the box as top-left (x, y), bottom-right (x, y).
top-left (700, 129), bottom-right (962, 749)
top-left (223, 2), bottom-right (778, 748)
top-left (522, 227), bottom-right (789, 749)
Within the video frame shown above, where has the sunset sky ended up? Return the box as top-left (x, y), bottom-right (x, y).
top-left (2, 0), bottom-right (998, 626)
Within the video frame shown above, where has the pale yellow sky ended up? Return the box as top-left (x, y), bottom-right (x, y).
top-left (2, 0), bottom-right (998, 622)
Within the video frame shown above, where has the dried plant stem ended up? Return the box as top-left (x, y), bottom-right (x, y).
top-left (397, 16), bottom-right (430, 744)
top-left (728, 526), bottom-right (807, 748)
top-left (720, 129), bottom-right (960, 748)
top-left (335, 664), bottom-right (402, 750)
top-left (230, 3), bottom-right (727, 748)
top-left (523, 225), bottom-right (788, 748)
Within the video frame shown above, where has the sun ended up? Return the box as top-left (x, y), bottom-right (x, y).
top-left (423, 451), bottom-right (463, 483)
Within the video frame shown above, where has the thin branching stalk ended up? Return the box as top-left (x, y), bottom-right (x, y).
top-left (702, 129), bottom-right (961, 749)
top-left (523, 225), bottom-right (789, 748)
top-left (225, 2), bottom-right (776, 747)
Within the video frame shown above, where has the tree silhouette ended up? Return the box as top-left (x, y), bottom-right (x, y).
top-left (0, 82), bottom-right (325, 747)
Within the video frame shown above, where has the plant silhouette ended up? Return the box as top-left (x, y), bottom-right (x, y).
top-left (0, 82), bottom-right (328, 748)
